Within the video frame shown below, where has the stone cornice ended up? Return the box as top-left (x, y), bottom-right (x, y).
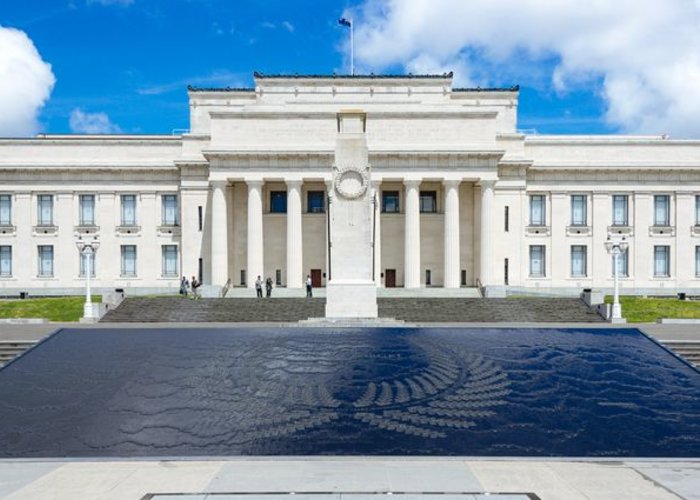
top-left (525, 136), bottom-right (700, 146)
top-left (0, 162), bottom-right (177, 171)
top-left (0, 136), bottom-right (181, 146)
top-left (208, 110), bottom-right (499, 120)
top-left (530, 161), bottom-right (700, 170)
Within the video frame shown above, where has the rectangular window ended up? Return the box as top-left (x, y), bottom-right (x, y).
top-left (697, 247), bottom-right (700, 277)
top-left (38, 195), bottom-right (53, 226)
top-left (121, 195), bottom-right (136, 226)
top-left (198, 206), bottom-right (203, 231)
top-left (529, 245), bottom-right (546, 277)
top-left (121, 245), bottom-right (137, 277)
top-left (419, 191), bottom-right (437, 213)
top-left (275, 269), bottom-right (282, 286)
top-left (504, 258), bottom-right (509, 285)
top-left (79, 251), bottom-right (96, 277)
top-left (504, 206), bottom-right (509, 232)
top-left (37, 245), bottom-right (53, 277)
top-left (79, 194), bottom-right (95, 226)
top-left (0, 195), bottom-right (11, 226)
top-left (270, 191), bottom-right (287, 213)
top-left (571, 195), bottom-right (587, 226)
top-left (0, 246), bottom-right (11, 277)
top-left (240, 269), bottom-right (246, 286)
top-left (654, 195), bottom-right (670, 226)
top-left (162, 194), bottom-right (178, 225)
top-left (571, 245), bottom-right (587, 277)
top-left (696, 196), bottom-right (700, 226)
top-left (461, 269), bottom-right (467, 286)
top-left (612, 195), bottom-right (629, 226)
top-left (654, 245), bottom-right (670, 277)
top-left (307, 191), bottom-right (325, 213)
top-left (382, 191), bottom-right (400, 213)
top-left (529, 195), bottom-right (545, 226)
top-left (613, 250), bottom-right (629, 278)
top-left (425, 269), bottom-right (431, 286)
top-left (161, 245), bottom-right (178, 277)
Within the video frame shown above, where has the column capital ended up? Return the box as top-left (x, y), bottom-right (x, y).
top-left (245, 178), bottom-right (264, 189)
top-left (403, 178), bottom-right (421, 188)
top-left (285, 179), bottom-right (303, 189)
top-left (442, 179), bottom-right (461, 189)
top-left (478, 179), bottom-right (496, 189)
top-left (209, 180), bottom-right (228, 189)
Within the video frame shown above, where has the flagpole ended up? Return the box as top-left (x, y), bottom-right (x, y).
top-left (350, 20), bottom-right (354, 76)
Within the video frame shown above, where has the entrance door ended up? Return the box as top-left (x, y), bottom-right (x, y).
top-left (385, 269), bottom-right (396, 288)
top-left (310, 269), bottom-right (322, 288)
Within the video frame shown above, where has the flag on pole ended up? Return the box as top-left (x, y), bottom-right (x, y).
top-left (338, 18), bottom-right (352, 27)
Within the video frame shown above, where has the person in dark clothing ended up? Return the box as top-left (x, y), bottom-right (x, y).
top-left (255, 276), bottom-right (263, 298)
top-left (265, 277), bottom-right (273, 298)
top-left (305, 274), bottom-right (313, 297)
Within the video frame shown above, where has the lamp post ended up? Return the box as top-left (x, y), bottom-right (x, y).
top-left (604, 236), bottom-right (629, 322)
top-left (76, 235), bottom-right (100, 320)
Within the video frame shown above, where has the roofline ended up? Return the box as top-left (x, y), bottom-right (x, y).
top-left (454, 85), bottom-right (519, 92)
top-left (252, 71), bottom-right (454, 79)
top-left (187, 86), bottom-right (254, 93)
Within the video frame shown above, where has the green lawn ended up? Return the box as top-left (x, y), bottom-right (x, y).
top-left (605, 295), bottom-right (700, 323)
top-left (0, 296), bottom-right (101, 322)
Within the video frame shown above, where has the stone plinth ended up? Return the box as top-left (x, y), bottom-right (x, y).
top-left (325, 112), bottom-right (378, 318)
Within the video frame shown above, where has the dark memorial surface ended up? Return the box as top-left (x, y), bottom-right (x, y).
top-left (0, 327), bottom-right (698, 458)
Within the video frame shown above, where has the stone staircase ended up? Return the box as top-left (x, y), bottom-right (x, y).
top-left (0, 340), bottom-right (37, 367)
top-left (101, 296), bottom-right (604, 323)
top-left (659, 340), bottom-right (700, 367)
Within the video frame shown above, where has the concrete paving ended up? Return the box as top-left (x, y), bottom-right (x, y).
top-left (0, 459), bottom-right (696, 500)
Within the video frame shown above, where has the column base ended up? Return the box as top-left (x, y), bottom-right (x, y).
top-left (325, 280), bottom-right (378, 318)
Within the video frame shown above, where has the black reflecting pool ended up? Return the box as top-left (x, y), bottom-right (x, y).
top-left (0, 327), bottom-right (698, 458)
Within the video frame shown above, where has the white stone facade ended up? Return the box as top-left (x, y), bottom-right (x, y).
top-left (1, 72), bottom-right (700, 296)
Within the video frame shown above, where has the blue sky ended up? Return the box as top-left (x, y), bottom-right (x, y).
top-left (3, 0), bottom-right (698, 137)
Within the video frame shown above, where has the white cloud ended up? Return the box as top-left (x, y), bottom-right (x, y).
top-left (351, 0), bottom-right (700, 137)
top-left (138, 71), bottom-right (248, 95)
top-left (87, 0), bottom-right (134, 6)
top-left (0, 26), bottom-right (55, 137)
top-left (69, 109), bottom-right (122, 134)
top-left (282, 21), bottom-right (295, 33)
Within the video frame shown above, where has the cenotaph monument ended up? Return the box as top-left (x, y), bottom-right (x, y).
top-left (325, 111), bottom-right (378, 318)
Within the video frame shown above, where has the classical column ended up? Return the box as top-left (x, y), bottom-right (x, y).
top-left (404, 179), bottom-right (421, 288)
top-left (479, 180), bottom-right (495, 286)
top-left (246, 179), bottom-right (264, 288)
top-left (286, 179), bottom-right (303, 288)
top-left (372, 180), bottom-right (382, 286)
top-left (443, 180), bottom-right (461, 288)
top-left (210, 181), bottom-right (228, 286)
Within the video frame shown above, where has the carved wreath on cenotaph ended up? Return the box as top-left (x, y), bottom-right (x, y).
top-left (333, 164), bottom-right (370, 200)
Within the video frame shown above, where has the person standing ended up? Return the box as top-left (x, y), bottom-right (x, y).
top-left (265, 277), bottom-right (273, 298)
top-left (255, 275), bottom-right (263, 298)
top-left (179, 276), bottom-right (189, 298)
top-left (305, 274), bottom-right (313, 297)
top-left (190, 275), bottom-right (200, 299)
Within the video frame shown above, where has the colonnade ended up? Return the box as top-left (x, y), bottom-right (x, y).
top-left (208, 178), bottom-right (495, 289)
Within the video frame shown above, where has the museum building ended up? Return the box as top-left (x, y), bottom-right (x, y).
top-left (1, 72), bottom-right (700, 297)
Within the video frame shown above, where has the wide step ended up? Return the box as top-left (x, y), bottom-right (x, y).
top-left (101, 297), bottom-right (604, 323)
top-left (0, 341), bottom-right (37, 367)
top-left (660, 341), bottom-right (700, 366)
